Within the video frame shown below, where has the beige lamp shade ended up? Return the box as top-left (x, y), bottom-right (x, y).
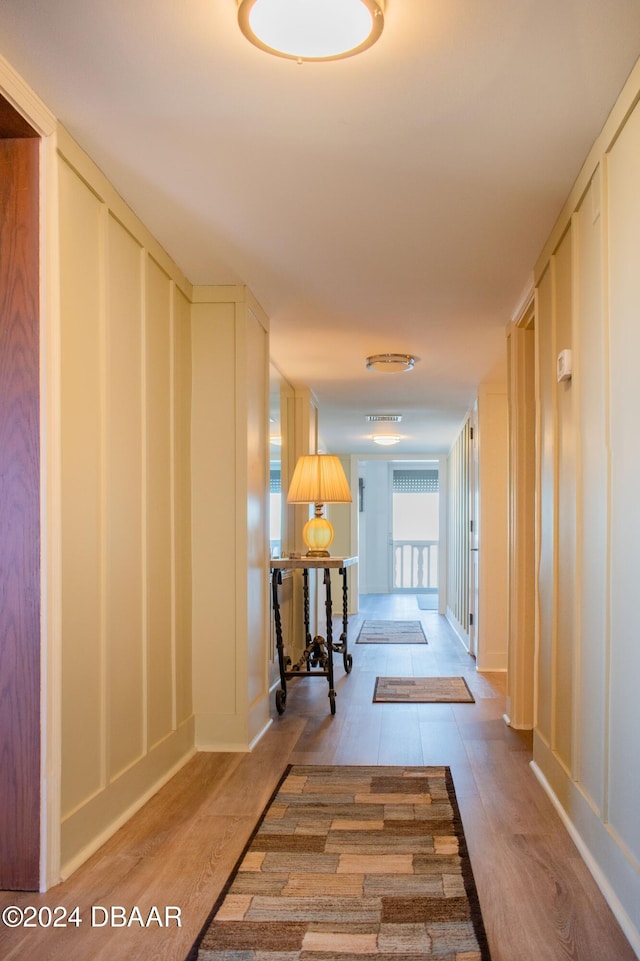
top-left (287, 454), bottom-right (352, 505)
top-left (287, 454), bottom-right (352, 557)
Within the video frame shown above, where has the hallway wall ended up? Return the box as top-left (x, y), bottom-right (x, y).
top-left (57, 129), bottom-right (195, 877)
top-left (447, 388), bottom-right (508, 672)
top-left (190, 287), bottom-right (271, 752)
top-left (476, 383), bottom-right (508, 671)
top-left (531, 59), bottom-right (640, 954)
top-left (446, 419), bottom-right (471, 637)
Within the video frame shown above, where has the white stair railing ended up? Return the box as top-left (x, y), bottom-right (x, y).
top-left (393, 540), bottom-right (438, 590)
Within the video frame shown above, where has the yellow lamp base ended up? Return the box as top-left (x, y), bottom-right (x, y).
top-left (302, 514), bottom-right (334, 557)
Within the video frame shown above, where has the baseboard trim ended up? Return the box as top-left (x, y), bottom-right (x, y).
top-left (249, 718), bottom-right (273, 751)
top-left (60, 743), bottom-right (197, 882)
top-left (195, 717), bottom-right (273, 754)
top-left (530, 761), bottom-right (640, 959)
top-left (502, 713), bottom-right (532, 731)
top-left (445, 608), bottom-right (470, 653)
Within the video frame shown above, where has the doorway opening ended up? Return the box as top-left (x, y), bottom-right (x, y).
top-left (392, 467), bottom-right (439, 606)
top-left (357, 458), bottom-right (443, 610)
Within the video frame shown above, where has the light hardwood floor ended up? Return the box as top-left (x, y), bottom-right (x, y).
top-left (1, 594), bottom-right (636, 961)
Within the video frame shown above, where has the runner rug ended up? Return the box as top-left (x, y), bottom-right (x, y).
top-left (187, 764), bottom-right (491, 961)
top-left (373, 676), bottom-right (475, 703)
top-left (417, 594), bottom-right (438, 610)
top-left (356, 619), bottom-right (427, 644)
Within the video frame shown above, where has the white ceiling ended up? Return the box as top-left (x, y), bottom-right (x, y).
top-left (2, 0), bottom-right (640, 454)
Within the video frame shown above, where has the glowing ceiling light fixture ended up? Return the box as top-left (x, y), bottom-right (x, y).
top-left (237, 0), bottom-right (385, 62)
top-left (372, 434), bottom-right (401, 446)
top-left (365, 353), bottom-right (416, 373)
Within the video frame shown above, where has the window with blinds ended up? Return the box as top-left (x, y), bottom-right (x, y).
top-left (392, 469), bottom-right (439, 493)
top-left (270, 469), bottom-right (281, 493)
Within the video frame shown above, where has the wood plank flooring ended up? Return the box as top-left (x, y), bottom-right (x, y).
top-left (1, 594), bottom-right (636, 961)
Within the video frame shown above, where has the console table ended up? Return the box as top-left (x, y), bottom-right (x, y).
top-left (270, 556), bottom-right (357, 716)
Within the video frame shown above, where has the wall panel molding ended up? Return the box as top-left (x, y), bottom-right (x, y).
top-left (506, 318), bottom-right (535, 729)
top-left (533, 79), bottom-right (640, 950)
top-left (191, 288), bottom-right (271, 752)
top-left (0, 55), bottom-right (56, 136)
top-left (56, 127), bottom-right (192, 301)
top-left (57, 136), bottom-right (194, 875)
top-left (531, 755), bottom-right (640, 961)
top-left (534, 58), bottom-right (640, 279)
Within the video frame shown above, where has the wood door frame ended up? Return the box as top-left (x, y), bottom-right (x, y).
top-left (0, 65), bottom-right (59, 891)
top-left (505, 292), bottom-right (536, 729)
top-left (1, 109), bottom-right (41, 892)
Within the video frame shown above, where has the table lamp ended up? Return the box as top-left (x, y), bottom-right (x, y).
top-left (287, 454), bottom-right (352, 557)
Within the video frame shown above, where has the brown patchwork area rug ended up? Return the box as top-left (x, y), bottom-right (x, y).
top-left (187, 765), bottom-right (491, 961)
top-left (356, 619), bottom-right (427, 644)
top-left (373, 676), bottom-right (475, 703)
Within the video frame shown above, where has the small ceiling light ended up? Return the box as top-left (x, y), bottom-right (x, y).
top-left (372, 434), bottom-right (401, 446)
top-left (237, 0), bottom-right (384, 62)
top-left (366, 353), bottom-right (415, 373)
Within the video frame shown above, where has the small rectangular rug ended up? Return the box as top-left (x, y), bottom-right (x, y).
top-left (356, 619), bottom-right (427, 644)
top-left (417, 594), bottom-right (438, 610)
top-left (373, 676), bottom-right (476, 703)
top-left (187, 764), bottom-right (491, 961)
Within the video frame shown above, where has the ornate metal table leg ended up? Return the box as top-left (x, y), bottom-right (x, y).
top-left (271, 568), bottom-right (287, 714)
top-left (324, 567), bottom-right (336, 714)
top-left (303, 567), bottom-right (312, 669)
top-left (340, 565), bottom-right (353, 673)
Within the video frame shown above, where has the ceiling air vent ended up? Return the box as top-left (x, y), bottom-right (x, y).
top-left (365, 414), bottom-right (403, 423)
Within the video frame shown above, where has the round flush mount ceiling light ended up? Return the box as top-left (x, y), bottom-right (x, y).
top-left (237, 0), bottom-right (385, 62)
top-left (372, 434), bottom-right (401, 446)
top-left (365, 353), bottom-right (416, 373)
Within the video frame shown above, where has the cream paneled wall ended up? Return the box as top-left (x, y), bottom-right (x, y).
top-left (105, 213), bottom-right (144, 778)
top-left (531, 60), bottom-right (640, 954)
top-left (190, 287), bottom-right (271, 752)
top-left (476, 383), bottom-right (508, 672)
top-left (446, 419), bottom-right (471, 638)
top-left (57, 131), bottom-right (194, 875)
top-left (607, 102), bottom-right (640, 871)
top-left (573, 173), bottom-right (606, 812)
top-left (535, 266), bottom-right (555, 746)
top-left (446, 391), bottom-right (508, 673)
top-left (505, 315), bottom-right (535, 730)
